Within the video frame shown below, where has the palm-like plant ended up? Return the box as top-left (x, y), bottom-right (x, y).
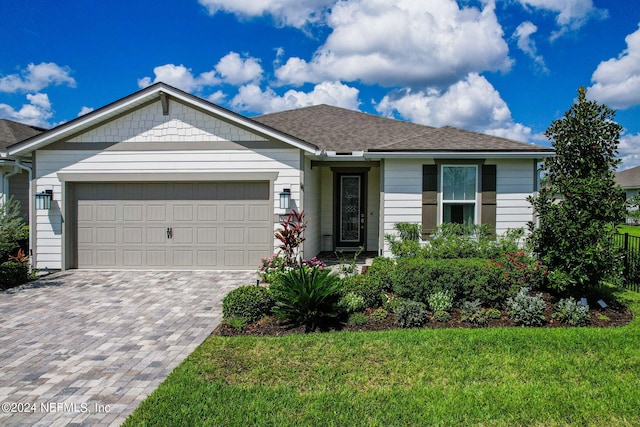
top-left (271, 265), bottom-right (342, 332)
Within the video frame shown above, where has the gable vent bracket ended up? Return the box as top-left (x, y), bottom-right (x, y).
top-left (160, 92), bottom-right (169, 115)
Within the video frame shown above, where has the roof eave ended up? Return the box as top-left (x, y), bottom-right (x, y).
top-left (363, 150), bottom-right (555, 160)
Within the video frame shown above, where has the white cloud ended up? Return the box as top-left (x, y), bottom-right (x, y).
top-left (513, 21), bottom-right (549, 74)
top-left (231, 81), bottom-right (360, 113)
top-left (77, 106), bottom-right (94, 117)
top-left (516, 0), bottom-right (607, 40)
top-left (275, 0), bottom-right (511, 87)
top-left (588, 25), bottom-right (640, 110)
top-left (198, 0), bottom-right (334, 28)
top-left (137, 64), bottom-right (219, 92)
top-left (618, 132), bottom-right (640, 170)
top-left (0, 93), bottom-right (53, 127)
top-left (375, 73), bottom-right (533, 142)
top-left (215, 52), bottom-right (263, 85)
top-left (139, 52), bottom-right (264, 93)
top-left (0, 62), bottom-right (76, 93)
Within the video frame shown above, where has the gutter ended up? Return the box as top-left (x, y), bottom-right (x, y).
top-left (363, 151), bottom-right (555, 160)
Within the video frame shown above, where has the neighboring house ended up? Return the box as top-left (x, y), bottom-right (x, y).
top-left (7, 83), bottom-right (553, 271)
top-left (0, 119), bottom-right (45, 219)
top-left (616, 165), bottom-right (640, 201)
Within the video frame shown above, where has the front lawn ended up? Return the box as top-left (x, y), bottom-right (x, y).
top-left (123, 287), bottom-right (640, 427)
top-left (618, 224), bottom-right (640, 237)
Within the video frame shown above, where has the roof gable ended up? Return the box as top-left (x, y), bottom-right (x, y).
top-left (8, 83), bottom-right (318, 156)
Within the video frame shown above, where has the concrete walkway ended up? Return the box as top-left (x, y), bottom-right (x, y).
top-left (0, 270), bottom-right (255, 426)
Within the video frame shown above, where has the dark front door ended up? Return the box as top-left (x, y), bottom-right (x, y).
top-left (336, 173), bottom-right (365, 248)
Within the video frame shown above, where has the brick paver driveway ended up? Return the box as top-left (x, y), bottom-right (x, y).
top-left (0, 270), bottom-right (256, 426)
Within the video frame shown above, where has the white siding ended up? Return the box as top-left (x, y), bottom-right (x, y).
top-left (320, 167), bottom-right (334, 249)
top-left (382, 159), bottom-right (425, 255)
top-left (381, 158), bottom-right (536, 256)
top-left (303, 157), bottom-right (321, 258)
top-left (493, 158), bottom-right (536, 234)
top-left (366, 166), bottom-right (380, 252)
top-left (68, 101), bottom-right (265, 143)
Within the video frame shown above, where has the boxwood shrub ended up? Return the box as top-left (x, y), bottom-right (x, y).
top-left (0, 262), bottom-right (28, 290)
top-left (222, 285), bottom-right (274, 322)
top-left (391, 257), bottom-right (508, 307)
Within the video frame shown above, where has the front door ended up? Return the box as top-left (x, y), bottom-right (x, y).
top-left (336, 173), bottom-right (365, 248)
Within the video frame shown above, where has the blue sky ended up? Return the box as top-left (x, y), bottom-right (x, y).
top-left (2, 0), bottom-right (640, 168)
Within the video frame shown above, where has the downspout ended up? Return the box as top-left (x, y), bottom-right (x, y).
top-left (3, 160), bottom-right (33, 269)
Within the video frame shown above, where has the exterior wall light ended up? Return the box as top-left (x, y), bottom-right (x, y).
top-left (35, 189), bottom-right (53, 210)
top-left (279, 188), bottom-right (291, 210)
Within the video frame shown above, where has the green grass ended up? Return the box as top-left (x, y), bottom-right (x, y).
top-left (124, 289), bottom-right (640, 427)
top-left (617, 224), bottom-right (640, 236)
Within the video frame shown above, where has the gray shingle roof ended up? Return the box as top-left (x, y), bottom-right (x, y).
top-left (0, 119), bottom-right (45, 151)
top-left (253, 104), bottom-right (551, 153)
top-left (616, 165), bottom-right (640, 189)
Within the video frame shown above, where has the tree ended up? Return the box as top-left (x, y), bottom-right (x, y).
top-left (527, 87), bottom-right (625, 291)
top-left (0, 197), bottom-right (28, 259)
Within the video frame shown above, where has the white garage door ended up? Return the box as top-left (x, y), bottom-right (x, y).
top-left (71, 182), bottom-right (272, 269)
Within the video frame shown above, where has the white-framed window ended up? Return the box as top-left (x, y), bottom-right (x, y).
top-left (440, 165), bottom-right (478, 226)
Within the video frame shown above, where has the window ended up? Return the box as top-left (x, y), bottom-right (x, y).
top-left (441, 165), bottom-right (477, 226)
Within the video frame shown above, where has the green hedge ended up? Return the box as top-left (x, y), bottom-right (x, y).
top-left (0, 262), bottom-right (28, 290)
top-left (222, 285), bottom-right (274, 322)
top-left (391, 257), bottom-right (510, 307)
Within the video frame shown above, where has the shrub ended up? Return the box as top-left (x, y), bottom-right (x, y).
top-left (486, 308), bottom-right (502, 319)
top-left (339, 292), bottom-right (366, 314)
top-left (492, 251), bottom-right (547, 291)
top-left (391, 257), bottom-right (505, 306)
top-left (348, 312), bottom-right (369, 326)
top-left (552, 297), bottom-right (590, 326)
top-left (0, 262), bottom-right (28, 290)
top-left (258, 254), bottom-right (288, 285)
top-left (420, 224), bottom-right (526, 260)
top-left (222, 285), bottom-right (274, 322)
top-left (385, 222), bottom-right (422, 257)
top-left (460, 299), bottom-right (488, 326)
top-left (370, 307), bottom-right (388, 322)
top-left (274, 210), bottom-right (307, 265)
top-left (506, 287), bottom-right (546, 326)
top-left (340, 274), bottom-right (385, 309)
top-left (271, 266), bottom-right (342, 332)
top-left (428, 290), bottom-right (453, 313)
top-left (433, 310), bottom-right (451, 322)
top-left (0, 198), bottom-right (27, 260)
top-left (366, 257), bottom-right (395, 293)
top-left (394, 299), bottom-right (427, 328)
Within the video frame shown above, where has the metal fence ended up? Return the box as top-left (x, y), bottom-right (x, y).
top-left (612, 233), bottom-right (640, 292)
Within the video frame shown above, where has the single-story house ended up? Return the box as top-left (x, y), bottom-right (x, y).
top-left (6, 83), bottom-right (553, 271)
top-left (1, 119), bottom-right (44, 219)
top-left (616, 165), bottom-right (640, 201)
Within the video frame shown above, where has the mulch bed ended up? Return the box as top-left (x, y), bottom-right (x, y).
top-left (213, 292), bottom-right (633, 337)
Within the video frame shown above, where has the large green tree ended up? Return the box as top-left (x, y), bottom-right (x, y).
top-left (528, 87), bottom-right (625, 291)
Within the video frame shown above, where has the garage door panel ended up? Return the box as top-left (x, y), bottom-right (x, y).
top-left (146, 228), bottom-right (166, 244)
top-left (172, 228), bottom-right (193, 244)
top-left (146, 205), bottom-right (166, 221)
top-left (96, 227), bottom-right (117, 244)
top-left (73, 182), bottom-right (271, 270)
top-left (123, 205), bottom-right (143, 221)
top-left (197, 205), bottom-right (217, 221)
top-left (173, 205), bottom-right (193, 221)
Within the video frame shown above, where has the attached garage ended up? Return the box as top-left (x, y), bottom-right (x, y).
top-left (67, 181), bottom-right (272, 270)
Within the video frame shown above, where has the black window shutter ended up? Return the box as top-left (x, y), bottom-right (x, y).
top-left (481, 164), bottom-right (497, 233)
top-left (422, 165), bottom-right (438, 239)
